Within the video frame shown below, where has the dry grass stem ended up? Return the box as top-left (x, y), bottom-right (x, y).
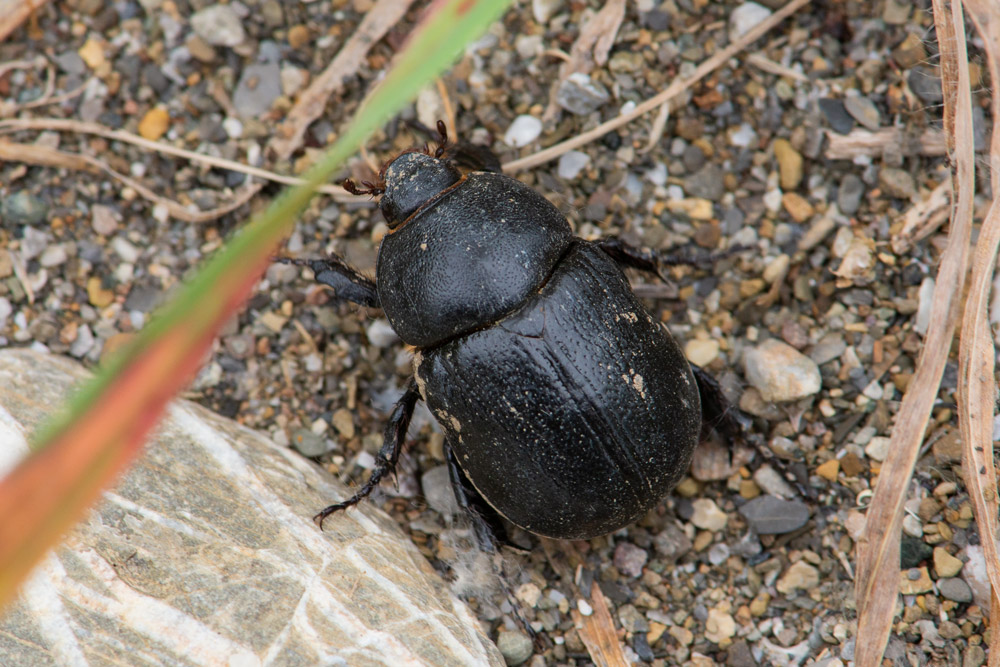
top-left (0, 0), bottom-right (52, 43)
top-left (745, 52), bottom-right (809, 81)
top-left (572, 582), bottom-right (629, 667)
top-left (854, 0), bottom-right (978, 663)
top-left (504, 0), bottom-right (812, 173)
top-left (268, 0), bottom-right (416, 161)
top-left (0, 117), bottom-right (358, 199)
top-left (958, 1), bottom-right (1000, 663)
top-left (542, 0), bottom-right (626, 122)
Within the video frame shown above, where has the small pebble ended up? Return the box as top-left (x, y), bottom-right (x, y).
top-left (739, 495), bottom-right (810, 534)
top-left (899, 566), bottom-right (933, 595)
top-left (743, 339), bottom-right (822, 402)
top-left (291, 429), bottom-right (327, 457)
top-left (892, 33), bottom-right (926, 69)
top-left (556, 73), bottom-right (609, 115)
top-left (837, 174), bottom-right (865, 215)
top-left (38, 244), bottom-right (68, 268)
top-left (865, 436), bottom-right (890, 461)
top-left (366, 319), bottom-right (399, 348)
top-left (772, 138), bottom-right (803, 190)
top-left (138, 107), bottom-right (170, 140)
top-left (776, 561), bottom-right (820, 594)
top-left (704, 608), bottom-right (736, 644)
top-left (613, 542), bottom-right (648, 578)
top-left (707, 542), bottom-right (730, 566)
top-left (938, 577), bottom-right (973, 603)
top-left (191, 4), bottom-right (246, 47)
top-left (690, 498), bottom-right (728, 532)
top-left (557, 150), bottom-right (590, 180)
top-left (878, 167), bottom-right (916, 199)
top-left (908, 66), bottom-right (944, 103)
top-left (933, 547), bottom-right (964, 578)
top-left (684, 338), bottom-right (719, 366)
top-left (4, 192), bottom-right (48, 226)
top-left (233, 63), bottom-right (282, 116)
top-left (331, 408), bottom-right (355, 439)
top-left (421, 465), bottom-right (459, 518)
top-left (504, 115), bottom-right (542, 148)
top-left (818, 98), bottom-right (855, 135)
top-left (843, 95), bottom-right (881, 130)
top-left (752, 466), bottom-right (797, 498)
top-left (729, 2), bottom-right (772, 40)
top-left (495, 630), bottom-right (533, 666)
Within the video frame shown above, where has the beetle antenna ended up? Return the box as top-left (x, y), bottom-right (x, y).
top-left (342, 178), bottom-right (384, 198)
top-left (434, 120), bottom-right (449, 158)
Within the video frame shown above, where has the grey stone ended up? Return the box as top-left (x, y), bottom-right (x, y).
top-left (421, 465), bottom-right (460, 518)
top-left (290, 428), bottom-right (328, 457)
top-left (54, 50), bottom-right (86, 75)
top-left (3, 191), bottom-right (48, 226)
top-left (879, 167), bottom-right (916, 200)
top-left (739, 495), bottom-right (810, 534)
top-left (0, 349), bottom-right (502, 666)
top-left (938, 576), bottom-right (973, 603)
top-left (496, 630), bottom-right (534, 666)
top-left (818, 98), bottom-right (855, 135)
top-left (556, 73), bottom-right (609, 115)
top-left (613, 541), bottom-right (648, 578)
top-left (837, 174), bottom-right (865, 215)
top-left (908, 66), bottom-right (944, 103)
top-left (843, 95), bottom-right (881, 130)
top-left (684, 164), bottom-right (726, 201)
top-left (233, 62), bottom-right (282, 117)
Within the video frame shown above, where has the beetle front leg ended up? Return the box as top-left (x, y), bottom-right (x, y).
top-left (276, 255), bottom-right (380, 308)
top-left (595, 236), bottom-right (745, 278)
top-left (314, 379), bottom-right (420, 528)
top-left (691, 365), bottom-right (813, 498)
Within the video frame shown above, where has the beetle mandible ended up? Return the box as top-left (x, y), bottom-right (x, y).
top-left (284, 123), bottom-right (740, 544)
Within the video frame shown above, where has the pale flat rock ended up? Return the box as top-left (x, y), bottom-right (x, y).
top-left (0, 349), bottom-right (501, 667)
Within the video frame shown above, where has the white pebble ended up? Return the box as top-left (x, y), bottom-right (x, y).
top-left (729, 2), bottom-right (772, 40)
top-left (914, 277), bottom-right (935, 336)
top-left (366, 319), bottom-right (399, 348)
top-left (222, 117), bottom-right (243, 139)
top-left (644, 162), bottom-right (668, 186)
top-left (729, 122), bottom-right (757, 148)
top-left (504, 115), bottom-right (542, 148)
top-left (39, 244), bottom-right (67, 268)
top-left (111, 236), bottom-right (141, 263)
top-left (576, 599), bottom-right (593, 616)
top-left (557, 151), bottom-right (590, 180)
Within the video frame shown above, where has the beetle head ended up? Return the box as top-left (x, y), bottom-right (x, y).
top-left (379, 152), bottom-right (462, 229)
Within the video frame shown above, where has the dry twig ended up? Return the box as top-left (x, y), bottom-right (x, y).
top-left (268, 0), bottom-right (416, 161)
top-left (824, 128), bottom-right (948, 160)
top-left (542, 0), bottom-right (626, 122)
top-left (504, 0), bottom-right (812, 173)
top-left (890, 179), bottom-right (952, 254)
top-left (854, 0), bottom-right (977, 663)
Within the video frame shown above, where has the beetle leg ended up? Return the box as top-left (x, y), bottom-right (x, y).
top-left (595, 236), bottom-right (747, 277)
top-left (313, 380), bottom-right (420, 528)
top-left (691, 365), bottom-right (814, 499)
top-left (444, 444), bottom-right (528, 554)
top-left (276, 255), bottom-right (380, 309)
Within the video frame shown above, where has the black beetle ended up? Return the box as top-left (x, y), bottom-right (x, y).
top-left (283, 123), bottom-right (741, 544)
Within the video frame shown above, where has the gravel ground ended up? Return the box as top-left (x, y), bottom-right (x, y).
top-left (0, 0), bottom-right (995, 665)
